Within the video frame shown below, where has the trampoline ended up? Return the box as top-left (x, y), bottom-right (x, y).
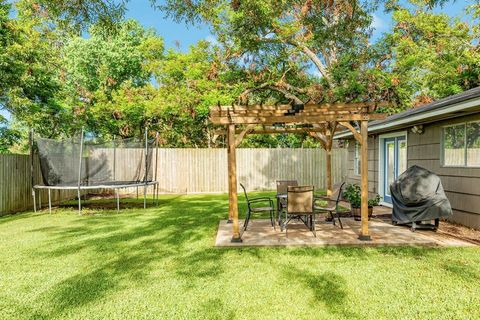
top-left (30, 128), bottom-right (159, 213)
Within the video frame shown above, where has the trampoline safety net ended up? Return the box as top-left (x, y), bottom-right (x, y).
top-left (36, 135), bottom-right (155, 187)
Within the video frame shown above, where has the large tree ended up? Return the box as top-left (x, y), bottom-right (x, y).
top-left (62, 20), bottom-right (164, 137)
top-left (378, 4), bottom-right (480, 108)
top-left (156, 0), bottom-right (395, 105)
top-left (0, 0), bottom-right (67, 140)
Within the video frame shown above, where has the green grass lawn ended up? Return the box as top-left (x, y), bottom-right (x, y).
top-left (0, 193), bottom-right (479, 320)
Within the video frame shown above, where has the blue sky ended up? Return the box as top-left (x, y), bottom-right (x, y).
top-left (0, 0), bottom-right (473, 124)
top-left (124, 0), bottom-right (470, 51)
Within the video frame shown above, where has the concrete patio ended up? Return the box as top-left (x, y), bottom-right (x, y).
top-left (215, 207), bottom-right (476, 247)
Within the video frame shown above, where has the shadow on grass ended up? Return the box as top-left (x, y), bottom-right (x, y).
top-left (23, 195), bottom-right (239, 317)
top-left (282, 245), bottom-right (439, 261)
top-left (282, 266), bottom-right (361, 318)
top-left (8, 193), bottom-right (463, 318)
top-left (443, 261), bottom-right (480, 282)
top-left (198, 298), bottom-right (237, 319)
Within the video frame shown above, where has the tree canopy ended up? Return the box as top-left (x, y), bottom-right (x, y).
top-left (1, 0), bottom-right (479, 152)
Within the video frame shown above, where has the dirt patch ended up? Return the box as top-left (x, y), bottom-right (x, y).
top-left (437, 221), bottom-right (480, 245)
top-left (341, 204), bottom-right (480, 245)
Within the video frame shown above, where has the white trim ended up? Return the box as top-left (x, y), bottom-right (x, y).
top-left (377, 131), bottom-right (408, 204)
top-left (380, 201), bottom-right (392, 208)
top-left (353, 141), bottom-right (361, 175)
top-left (335, 97), bottom-right (480, 139)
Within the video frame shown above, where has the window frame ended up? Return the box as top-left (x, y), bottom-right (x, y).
top-left (353, 141), bottom-right (361, 175)
top-left (441, 120), bottom-right (480, 168)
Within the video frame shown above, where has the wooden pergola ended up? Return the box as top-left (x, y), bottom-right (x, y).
top-left (210, 101), bottom-right (387, 242)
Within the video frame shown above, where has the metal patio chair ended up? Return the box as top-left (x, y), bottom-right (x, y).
top-left (285, 185), bottom-right (316, 237)
top-left (314, 182), bottom-right (345, 229)
top-left (276, 180), bottom-right (298, 195)
top-left (240, 183), bottom-right (275, 231)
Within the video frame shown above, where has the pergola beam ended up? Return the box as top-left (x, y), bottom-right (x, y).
top-left (339, 121), bottom-right (362, 144)
top-left (214, 126), bottom-right (328, 136)
top-left (211, 113), bottom-right (386, 125)
top-left (211, 110), bottom-right (358, 117)
top-left (235, 124), bottom-right (255, 147)
top-left (215, 101), bottom-right (387, 111)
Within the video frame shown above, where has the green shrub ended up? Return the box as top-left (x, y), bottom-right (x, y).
top-left (343, 183), bottom-right (380, 208)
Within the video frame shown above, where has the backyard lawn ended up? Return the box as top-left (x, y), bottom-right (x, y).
top-left (0, 193), bottom-right (479, 320)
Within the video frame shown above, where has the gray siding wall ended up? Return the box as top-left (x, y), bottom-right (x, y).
top-left (407, 113), bottom-right (480, 229)
top-left (345, 113), bottom-right (480, 229)
top-left (345, 136), bottom-right (379, 198)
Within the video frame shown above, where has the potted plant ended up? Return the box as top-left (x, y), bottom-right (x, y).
top-left (343, 184), bottom-right (381, 221)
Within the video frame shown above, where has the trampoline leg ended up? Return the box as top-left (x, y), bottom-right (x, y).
top-left (32, 189), bottom-right (37, 213)
top-left (116, 189), bottom-right (120, 212)
top-left (48, 188), bottom-right (52, 214)
top-left (144, 185), bottom-right (147, 209)
top-left (77, 189), bottom-right (82, 214)
top-left (136, 186), bottom-right (139, 199)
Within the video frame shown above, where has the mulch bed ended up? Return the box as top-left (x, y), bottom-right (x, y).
top-left (437, 221), bottom-right (480, 245)
top-left (339, 205), bottom-right (480, 245)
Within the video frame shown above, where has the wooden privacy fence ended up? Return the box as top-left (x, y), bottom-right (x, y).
top-left (0, 148), bottom-right (348, 215)
top-left (0, 154), bottom-right (79, 215)
top-left (155, 148), bottom-right (347, 194)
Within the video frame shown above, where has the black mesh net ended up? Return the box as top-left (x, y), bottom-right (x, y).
top-left (36, 135), bottom-right (155, 187)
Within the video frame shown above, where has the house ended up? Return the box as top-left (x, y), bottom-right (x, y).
top-left (335, 87), bottom-right (480, 229)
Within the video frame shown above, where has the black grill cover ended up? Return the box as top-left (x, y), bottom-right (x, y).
top-left (390, 165), bottom-right (452, 223)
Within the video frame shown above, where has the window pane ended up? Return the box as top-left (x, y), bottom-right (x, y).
top-left (443, 124), bottom-right (465, 166)
top-left (467, 122), bottom-right (480, 166)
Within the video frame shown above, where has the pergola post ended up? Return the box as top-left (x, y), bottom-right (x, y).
top-left (227, 124), bottom-right (241, 242)
top-left (326, 147), bottom-right (332, 196)
top-left (325, 124), bottom-right (334, 196)
top-left (359, 120), bottom-right (371, 240)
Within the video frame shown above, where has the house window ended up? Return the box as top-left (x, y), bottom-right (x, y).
top-left (354, 141), bottom-right (361, 175)
top-left (442, 121), bottom-right (480, 167)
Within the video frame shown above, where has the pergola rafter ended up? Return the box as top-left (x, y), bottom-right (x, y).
top-left (209, 101), bottom-right (388, 243)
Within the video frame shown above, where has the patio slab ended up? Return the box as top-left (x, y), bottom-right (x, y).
top-left (215, 218), bottom-right (476, 247)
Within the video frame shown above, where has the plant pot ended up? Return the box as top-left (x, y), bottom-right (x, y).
top-left (352, 206), bottom-right (373, 221)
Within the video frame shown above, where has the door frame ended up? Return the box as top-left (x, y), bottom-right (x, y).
top-left (377, 131), bottom-right (408, 207)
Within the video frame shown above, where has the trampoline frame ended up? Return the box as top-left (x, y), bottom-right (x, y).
top-left (30, 128), bottom-right (160, 214)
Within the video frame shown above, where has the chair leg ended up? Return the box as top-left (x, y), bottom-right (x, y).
top-left (337, 213), bottom-right (343, 229)
top-left (313, 214), bottom-right (316, 237)
top-left (270, 210), bottom-right (276, 230)
top-left (285, 214), bottom-right (288, 238)
top-left (244, 210), bottom-right (251, 231)
top-left (330, 211), bottom-right (336, 226)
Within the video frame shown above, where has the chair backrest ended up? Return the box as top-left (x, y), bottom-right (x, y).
top-left (287, 185), bottom-right (314, 214)
top-left (276, 180), bottom-right (298, 194)
top-left (239, 183), bottom-right (249, 203)
top-left (329, 182), bottom-right (346, 202)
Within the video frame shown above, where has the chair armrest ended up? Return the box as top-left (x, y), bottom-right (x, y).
top-left (314, 198), bottom-right (336, 209)
top-left (249, 197), bottom-right (272, 201)
top-left (248, 197), bottom-right (274, 206)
